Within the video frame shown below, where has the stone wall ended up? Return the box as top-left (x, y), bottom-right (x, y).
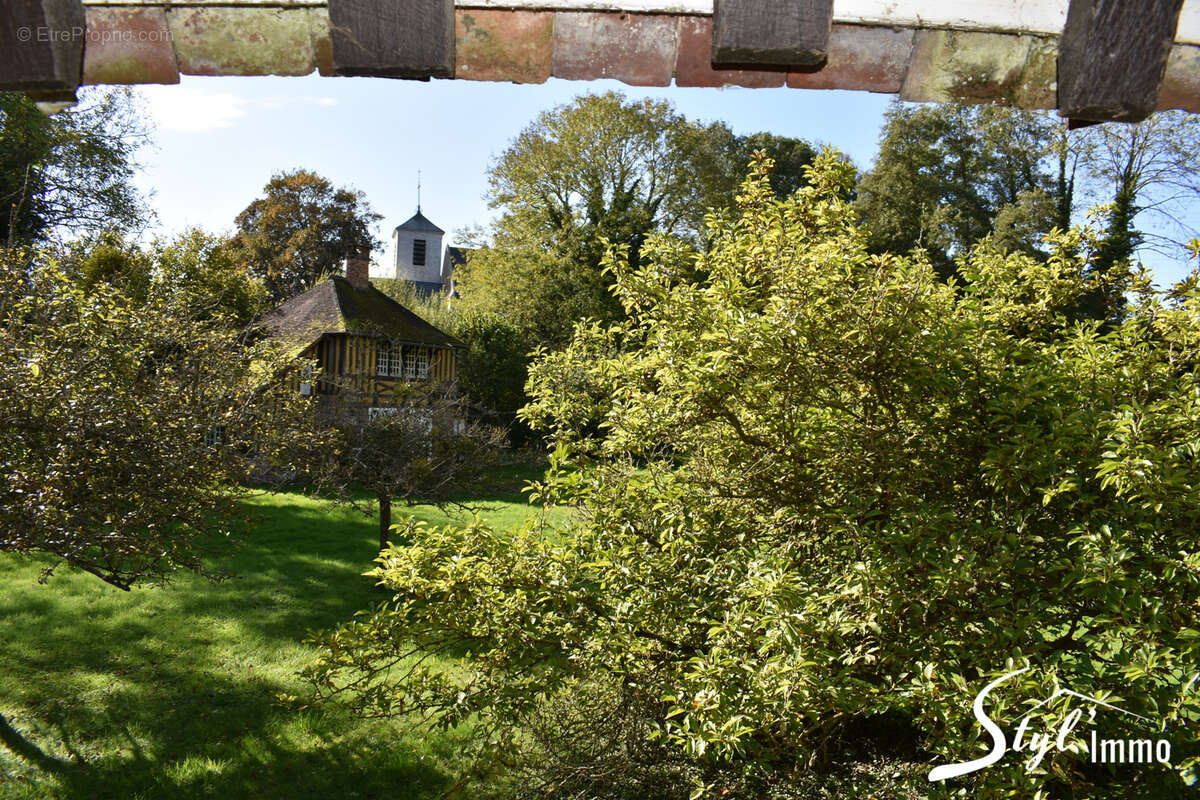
top-left (76, 2), bottom-right (1200, 113)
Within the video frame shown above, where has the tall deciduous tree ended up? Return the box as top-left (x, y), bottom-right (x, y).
top-left (1075, 111), bottom-right (1200, 319)
top-left (856, 102), bottom-right (1060, 275)
top-left (456, 92), bottom-right (818, 348)
top-left (0, 89), bottom-right (150, 246)
top-left (229, 170), bottom-right (380, 302)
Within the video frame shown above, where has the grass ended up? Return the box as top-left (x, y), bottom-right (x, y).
top-left (0, 461), bottom-right (564, 800)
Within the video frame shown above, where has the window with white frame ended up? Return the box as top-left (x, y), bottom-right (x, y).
top-left (376, 341), bottom-right (390, 376)
top-left (377, 341), bottom-right (406, 377)
top-left (378, 342), bottom-right (430, 379)
top-left (405, 347), bottom-right (430, 380)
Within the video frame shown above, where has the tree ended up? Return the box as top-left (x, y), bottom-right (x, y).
top-left (228, 169), bottom-right (380, 302)
top-left (734, 131), bottom-right (819, 199)
top-left (1074, 111), bottom-right (1200, 319)
top-left (150, 228), bottom-right (270, 326)
top-left (856, 102), bottom-right (1061, 275)
top-left (0, 246), bottom-right (325, 590)
top-left (304, 155), bottom-right (1200, 798)
top-left (315, 386), bottom-right (504, 551)
top-left (456, 92), bottom-right (818, 348)
top-left (61, 227), bottom-right (268, 326)
top-left (1, 89), bottom-right (150, 246)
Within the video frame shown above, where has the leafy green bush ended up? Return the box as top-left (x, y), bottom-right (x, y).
top-left (305, 154), bottom-right (1200, 798)
top-left (0, 247), bottom-right (325, 589)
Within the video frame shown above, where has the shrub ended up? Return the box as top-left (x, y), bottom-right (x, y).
top-left (305, 154), bottom-right (1200, 798)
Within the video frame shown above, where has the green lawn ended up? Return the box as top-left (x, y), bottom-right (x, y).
top-left (0, 461), bottom-right (562, 799)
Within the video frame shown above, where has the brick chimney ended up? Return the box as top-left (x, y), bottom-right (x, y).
top-left (343, 250), bottom-right (371, 290)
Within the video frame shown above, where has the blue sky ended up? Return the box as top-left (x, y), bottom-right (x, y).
top-left (133, 75), bottom-right (1195, 286)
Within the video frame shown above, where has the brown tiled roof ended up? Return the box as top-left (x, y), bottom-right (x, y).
top-left (254, 276), bottom-right (464, 352)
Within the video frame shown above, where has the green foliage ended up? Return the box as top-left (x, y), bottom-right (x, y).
top-left (0, 89), bottom-right (150, 246)
top-left (61, 227), bottom-right (269, 326)
top-left (228, 169), bottom-right (381, 303)
top-left (856, 102), bottom-right (1063, 275)
top-left (0, 472), bottom-right (560, 799)
top-left (313, 385), bottom-right (506, 550)
top-left (0, 247), bottom-right (324, 589)
top-left (733, 132), bottom-right (819, 200)
top-left (150, 227), bottom-right (270, 325)
top-left (306, 154), bottom-right (1200, 798)
top-left (456, 92), bottom-right (819, 348)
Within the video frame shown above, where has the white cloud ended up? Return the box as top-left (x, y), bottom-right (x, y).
top-left (137, 86), bottom-right (338, 133)
top-left (139, 85), bottom-right (249, 133)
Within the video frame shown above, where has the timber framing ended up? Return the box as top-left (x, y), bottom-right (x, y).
top-left (1, 0), bottom-right (86, 95)
top-left (3, 1), bottom-right (1197, 118)
top-left (712, 0), bottom-right (834, 69)
top-left (1059, 0), bottom-right (1185, 123)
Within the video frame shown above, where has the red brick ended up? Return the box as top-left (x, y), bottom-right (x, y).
top-left (675, 17), bottom-right (785, 88)
top-left (787, 24), bottom-right (912, 93)
top-left (83, 7), bottom-right (179, 85)
top-left (456, 9), bottom-right (553, 84)
top-left (552, 12), bottom-right (677, 87)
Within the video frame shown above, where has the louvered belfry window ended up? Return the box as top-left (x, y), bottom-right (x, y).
top-left (413, 239), bottom-right (426, 266)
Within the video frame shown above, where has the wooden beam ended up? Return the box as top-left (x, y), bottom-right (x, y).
top-left (712, 0), bottom-right (832, 68)
top-left (1059, 0), bottom-right (1184, 123)
top-left (328, 0), bottom-right (454, 79)
top-left (0, 0), bottom-right (85, 92)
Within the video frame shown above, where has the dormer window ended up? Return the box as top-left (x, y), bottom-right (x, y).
top-left (413, 239), bottom-right (426, 266)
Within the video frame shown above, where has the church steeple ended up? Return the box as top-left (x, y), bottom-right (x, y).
top-left (390, 180), bottom-right (444, 293)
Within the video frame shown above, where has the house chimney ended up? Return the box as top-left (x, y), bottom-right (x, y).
top-left (343, 250), bottom-right (370, 290)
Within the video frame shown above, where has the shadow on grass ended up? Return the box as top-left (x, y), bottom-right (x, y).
top-left (0, 493), bottom-right (476, 800)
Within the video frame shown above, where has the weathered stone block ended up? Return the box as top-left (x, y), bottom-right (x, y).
top-left (1159, 44), bottom-right (1200, 112)
top-left (552, 12), bottom-right (677, 87)
top-left (168, 8), bottom-right (316, 77)
top-left (902, 29), bottom-right (1056, 108)
top-left (309, 7), bottom-right (335, 77)
top-left (787, 24), bottom-right (912, 93)
top-left (675, 17), bottom-right (784, 88)
top-left (456, 9), bottom-right (553, 84)
top-left (83, 7), bottom-right (179, 85)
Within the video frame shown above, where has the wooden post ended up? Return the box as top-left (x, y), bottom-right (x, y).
top-left (712, 0), bottom-right (833, 69)
top-left (0, 0), bottom-right (85, 94)
top-left (1059, 0), bottom-right (1184, 123)
top-left (328, 0), bottom-right (454, 80)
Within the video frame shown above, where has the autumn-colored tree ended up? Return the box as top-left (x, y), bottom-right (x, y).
top-left (229, 169), bottom-right (380, 302)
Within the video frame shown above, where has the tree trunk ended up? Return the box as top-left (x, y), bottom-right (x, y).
top-left (378, 492), bottom-right (392, 552)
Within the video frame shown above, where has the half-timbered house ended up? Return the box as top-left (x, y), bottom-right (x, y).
top-left (254, 255), bottom-right (463, 414)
